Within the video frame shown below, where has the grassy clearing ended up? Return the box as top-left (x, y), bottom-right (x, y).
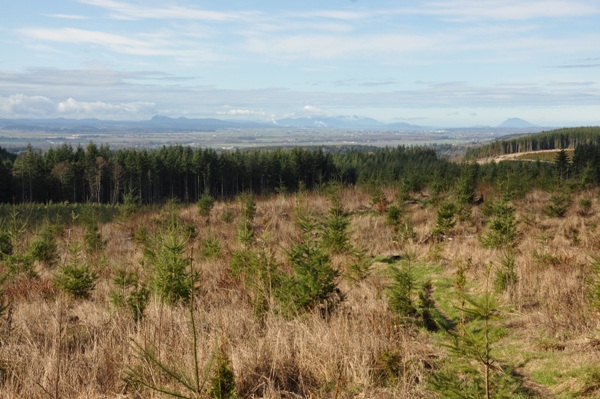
top-left (515, 149), bottom-right (574, 162)
top-left (0, 186), bottom-right (599, 397)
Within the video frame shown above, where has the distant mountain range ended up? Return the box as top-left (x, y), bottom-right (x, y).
top-left (0, 115), bottom-right (542, 132)
top-left (497, 118), bottom-right (538, 128)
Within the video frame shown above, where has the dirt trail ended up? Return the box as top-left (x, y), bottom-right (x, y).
top-left (476, 149), bottom-right (564, 164)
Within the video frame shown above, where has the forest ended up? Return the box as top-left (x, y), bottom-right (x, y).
top-left (465, 126), bottom-right (600, 159)
top-left (1, 131), bottom-right (600, 398)
top-left (0, 139), bottom-right (581, 205)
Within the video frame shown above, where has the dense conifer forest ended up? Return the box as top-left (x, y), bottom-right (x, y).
top-left (2, 138), bottom-right (597, 205)
top-left (465, 126), bottom-right (600, 159)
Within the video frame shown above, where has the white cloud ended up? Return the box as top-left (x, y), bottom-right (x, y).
top-left (77, 0), bottom-right (255, 21)
top-left (219, 109), bottom-right (267, 117)
top-left (420, 0), bottom-right (599, 21)
top-left (0, 94), bottom-right (155, 119)
top-left (17, 27), bottom-right (222, 61)
top-left (245, 34), bottom-right (439, 59)
top-left (44, 14), bottom-right (89, 20)
top-left (0, 94), bottom-right (55, 117)
top-left (56, 98), bottom-right (155, 116)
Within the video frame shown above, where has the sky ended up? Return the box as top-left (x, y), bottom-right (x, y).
top-left (0, 0), bottom-right (600, 127)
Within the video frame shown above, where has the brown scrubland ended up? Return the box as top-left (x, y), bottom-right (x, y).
top-left (0, 185), bottom-right (599, 398)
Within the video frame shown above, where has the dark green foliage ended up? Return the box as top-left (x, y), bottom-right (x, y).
top-left (278, 208), bottom-right (341, 315)
top-left (29, 238), bottom-right (58, 266)
top-left (29, 224), bottom-right (58, 266)
top-left (433, 202), bottom-right (457, 237)
top-left (237, 193), bottom-right (256, 247)
top-left (111, 268), bottom-right (149, 323)
top-left (83, 210), bottom-right (105, 254)
top-left (0, 233), bottom-right (12, 259)
top-left (386, 205), bottom-right (402, 226)
top-left (127, 286), bottom-right (150, 324)
top-left (240, 193), bottom-right (256, 221)
top-left (432, 279), bottom-right (506, 399)
top-left (3, 254), bottom-right (36, 279)
top-left (346, 247), bottom-right (374, 284)
top-left (230, 245), bottom-right (281, 321)
top-left (579, 196), bottom-right (592, 215)
top-left (197, 190), bottom-right (215, 217)
top-left (320, 191), bottom-right (350, 254)
top-left (386, 205), bottom-right (416, 243)
top-left (374, 350), bottom-right (403, 387)
top-left (144, 228), bottom-right (196, 304)
top-left (397, 179), bottom-right (412, 202)
top-left (465, 126), bottom-right (600, 159)
top-left (554, 149), bottom-right (569, 180)
top-left (119, 191), bottom-right (140, 218)
top-left (480, 199), bottom-right (517, 249)
top-left (54, 247), bottom-right (98, 299)
top-left (454, 164), bottom-right (478, 205)
top-left (385, 249), bottom-right (418, 318)
top-left (208, 347), bottom-right (237, 399)
top-left (418, 280), bottom-right (438, 332)
top-left (8, 132), bottom-right (600, 206)
top-left (494, 250), bottom-right (518, 295)
top-left (200, 235), bottom-right (221, 259)
top-left (220, 204), bottom-right (234, 223)
top-left (543, 192), bottom-right (571, 218)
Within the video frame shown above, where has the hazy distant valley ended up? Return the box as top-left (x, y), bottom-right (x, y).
top-left (0, 115), bottom-right (548, 150)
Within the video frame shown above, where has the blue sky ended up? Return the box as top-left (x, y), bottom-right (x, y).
top-left (1, 0), bottom-right (599, 126)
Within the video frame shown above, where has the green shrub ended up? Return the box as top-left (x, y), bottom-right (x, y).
top-left (433, 202), bottom-right (457, 237)
top-left (54, 256), bottom-right (98, 300)
top-left (386, 249), bottom-right (418, 318)
top-left (4, 254), bottom-right (36, 279)
top-left (29, 238), bottom-right (58, 266)
top-left (386, 205), bottom-right (402, 226)
top-left (198, 190), bottom-right (215, 217)
top-left (543, 192), bottom-right (571, 218)
top-left (145, 228), bottom-right (196, 304)
top-left (0, 233), bottom-right (12, 259)
top-left (418, 280), bottom-right (438, 331)
top-left (579, 197), bottom-right (592, 215)
top-left (208, 347), bottom-right (238, 399)
top-left (83, 216), bottom-right (105, 254)
top-left (111, 268), bottom-right (149, 323)
top-left (480, 199), bottom-right (517, 249)
top-left (278, 208), bottom-right (341, 315)
top-left (494, 250), bottom-right (518, 294)
top-left (321, 191), bottom-right (350, 254)
top-left (346, 247), bottom-right (374, 284)
top-left (374, 350), bottom-right (403, 387)
top-left (237, 194), bottom-right (256, 247)
top-left (220, 205), bottom-right (234, 223)
top-left (201, 236), bottom-right (221, 259)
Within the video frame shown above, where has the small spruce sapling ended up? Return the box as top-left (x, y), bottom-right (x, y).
top-left (433, 201), bottom-right (457, 238)
top-left (144, 225), bottom-right (196, 304)
top-left (386, 248), bottom-right (418, 318)
top-left (29, 223), bottom-right (58, 267)
top-left (432, 264), bottom-right (505, 399)
top-left (278, 202), bottom-right (341, 315)
top-left (321, 190), bottom-right (350, 254)
top-left (480, 198), bottom-right (517, 249)
top-left (54, 244), bottom-right (98, 300)
top-left (197, 190), bottom-right (215, 218)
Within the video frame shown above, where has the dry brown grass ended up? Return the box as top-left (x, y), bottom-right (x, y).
top-left (0, 187), bottom-right (599, 397)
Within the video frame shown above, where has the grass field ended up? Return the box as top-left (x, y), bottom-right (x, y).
top-left (0, 186), bottom-right (599, 398)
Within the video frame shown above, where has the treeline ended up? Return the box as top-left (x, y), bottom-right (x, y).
top-left (0, 143), bottom-right (458, 204)
top-left (3, 137), bottom-right (600, 205)
top-left (465, 126), bottom-right (600, 159)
